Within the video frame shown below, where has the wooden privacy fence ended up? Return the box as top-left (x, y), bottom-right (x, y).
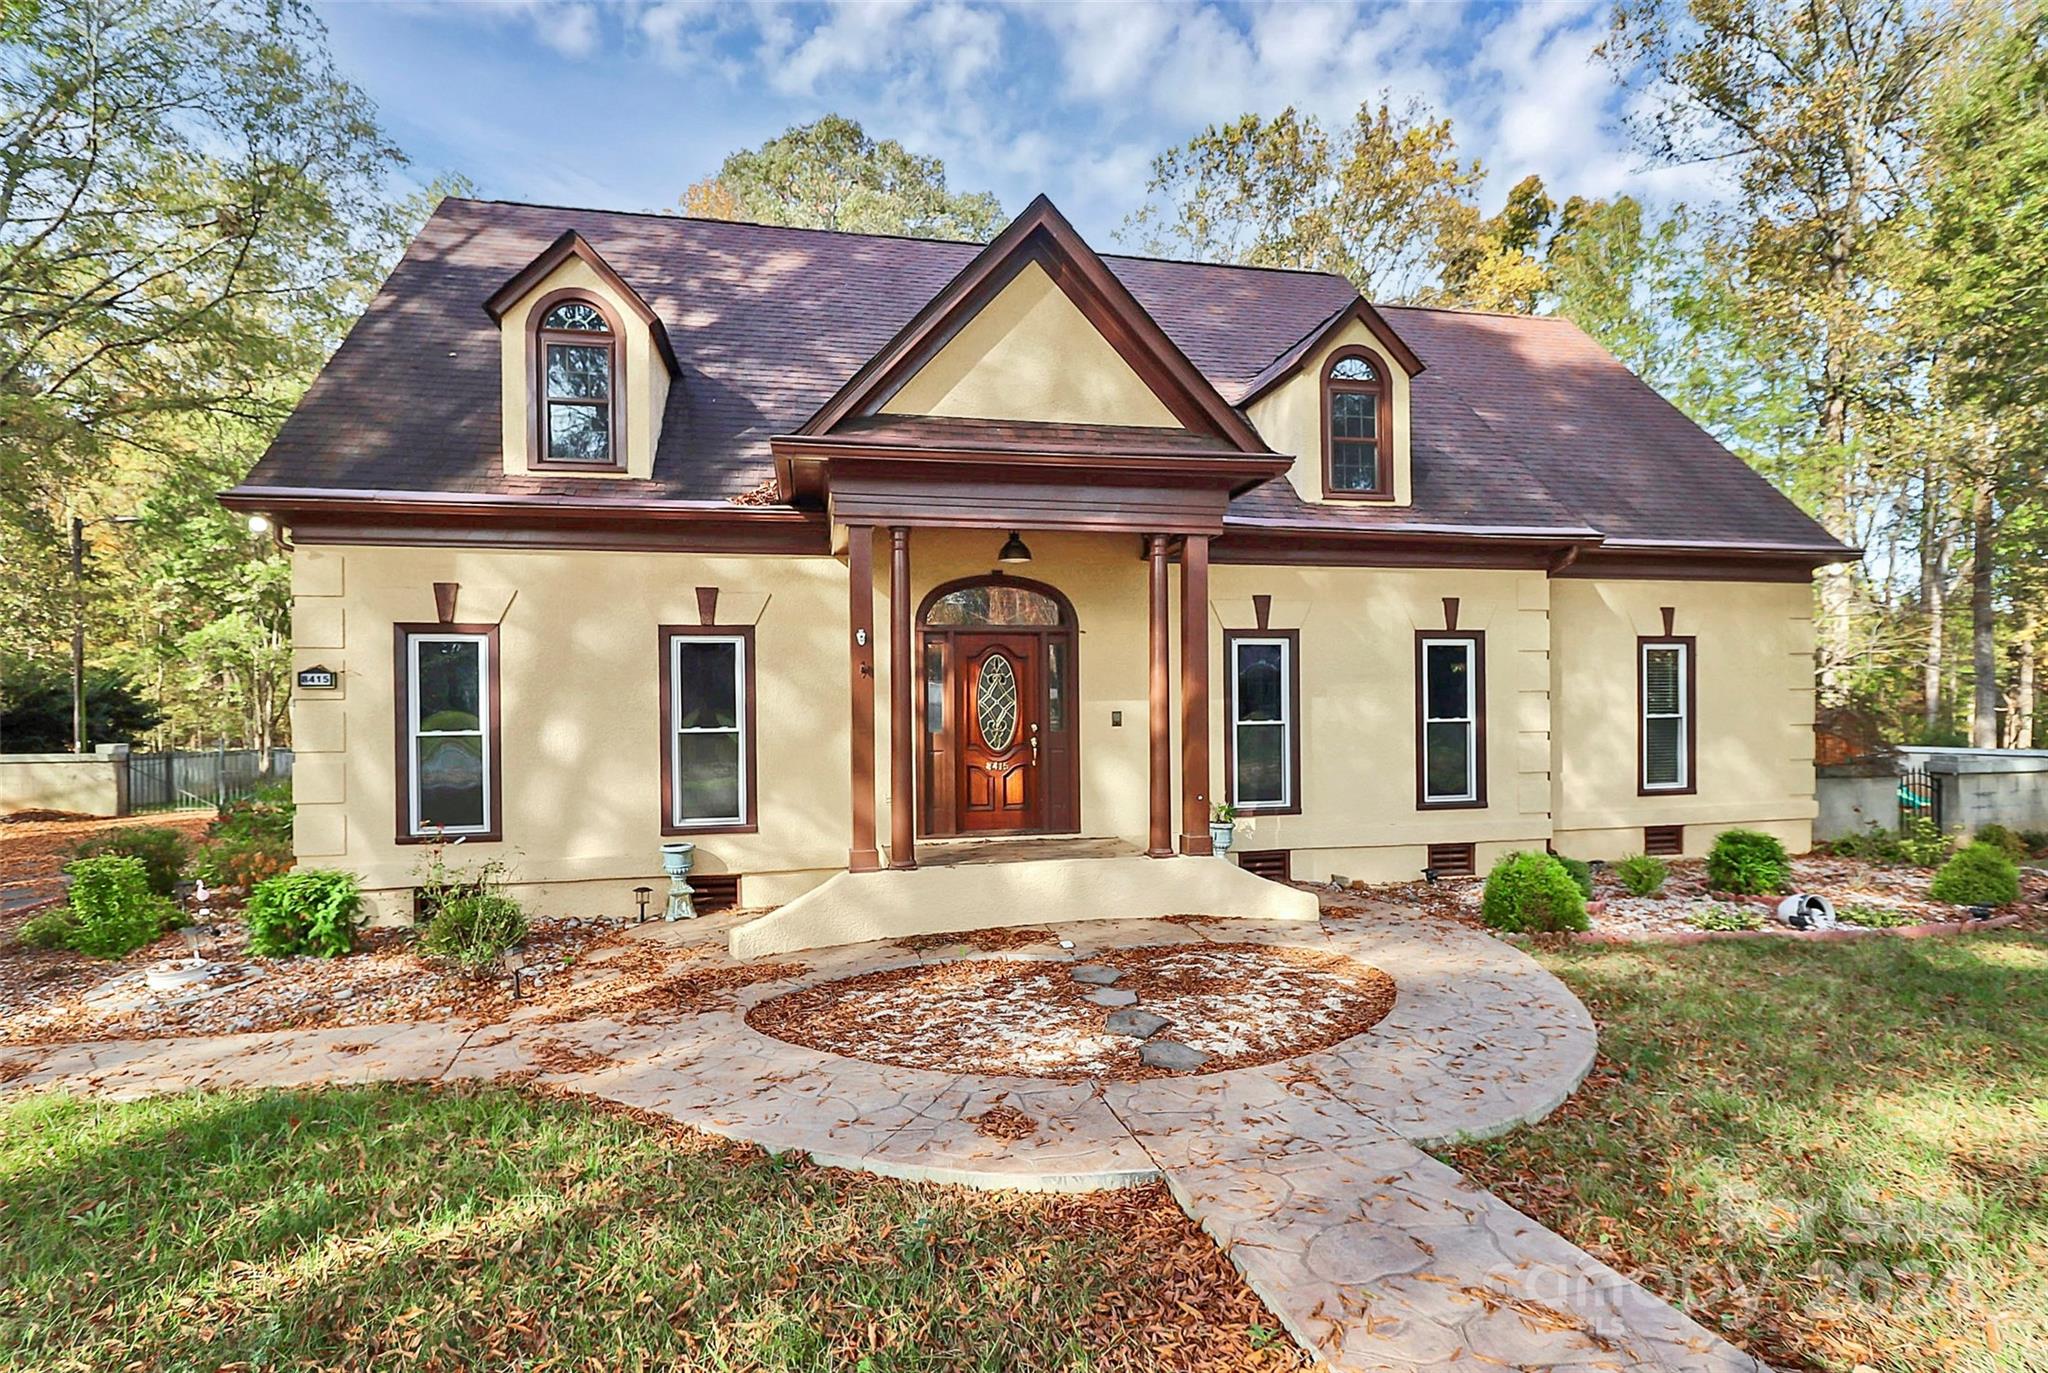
top-left (126, 748), bottom-right (293, 814)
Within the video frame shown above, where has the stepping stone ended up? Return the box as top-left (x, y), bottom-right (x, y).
top-left (1105, 1008), bottom-right (1169, 1039)
top-left (1070, 964), bottom-right (1121, 986)
top-left (1139, 1038), bottom-right (1210, 1071)
top-left (1083, 987), bottom-right (1138, 1008)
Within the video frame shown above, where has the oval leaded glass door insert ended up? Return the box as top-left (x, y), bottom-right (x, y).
top-left (976, 653), bottom-right (1018, 751)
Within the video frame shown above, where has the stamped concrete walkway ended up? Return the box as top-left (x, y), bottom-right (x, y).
top-left (2, 905), bottom-right (1768, 1372)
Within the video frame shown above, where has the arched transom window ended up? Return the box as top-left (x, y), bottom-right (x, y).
top-left (536, 296), bottom-right (616, 464)
top-left (1323, 349), bottom-right (1387, 498)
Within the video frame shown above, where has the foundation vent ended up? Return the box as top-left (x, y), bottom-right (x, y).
top-left (1644, 825), bottom-right (1685, 858)
top-left (1237, 849), bottom-right (1292, 882)
top-left (689, 873), bottom-right (742, 912)
top-left (1425, 842), bottom-right (1477, 879)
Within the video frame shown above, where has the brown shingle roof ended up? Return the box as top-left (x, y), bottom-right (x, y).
top-left (240, 197), bottom-right (1846, 555)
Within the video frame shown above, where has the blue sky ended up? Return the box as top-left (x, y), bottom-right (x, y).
top-left (315, 1), bottom-right (1709, 245)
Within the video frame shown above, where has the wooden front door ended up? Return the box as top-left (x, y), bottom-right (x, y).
top-left (956, 633), bottom-right (1040, 832)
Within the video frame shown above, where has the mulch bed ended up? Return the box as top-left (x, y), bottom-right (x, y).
top-left (748, 942), bottom-right (1395, 1080)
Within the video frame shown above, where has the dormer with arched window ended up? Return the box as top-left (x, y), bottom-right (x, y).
top-left (484, 230), bottom-right (678, 479)
top-left (1242, 304), bottom-right (1419, 509)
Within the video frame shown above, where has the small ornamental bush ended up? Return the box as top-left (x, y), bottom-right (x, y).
top-left (1480, 852), bottom-right (1588, 934)
top-left (18, 909), bottom-right (82, 951)
top-left (246, 870), bottom-right (363, 958)
top-left (1822, 826), bottom-right (1907, 864)
top-left (1556, 856), bottom-right (1594, 900)
top-left (1690, 905), bottom-right (1765, 932)
top-left (421, 891), bottom-right (528, 973)
top-left (1612, 853), bottom-right (1668, 898)
top-left (1706, 829), bottom-right (1790, 895)
top-left (2017, 829), bottom-right (2048, 857)
top-left (1841, 904), bottom-right (1916, 929)
top-left (1928, 842), bottom-right (2021, 907)
top-left (1972, 824), bottom-right (2029, 862)
top-left (59, 856), bottom-right (176, 959)
top-left (72, 826), bottom-right (189, 896)
top-left (1898, 816), bottom-right (1953, 868)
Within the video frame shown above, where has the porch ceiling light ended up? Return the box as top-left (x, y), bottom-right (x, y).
top-left (998, 530), bottom-right (1033, 564)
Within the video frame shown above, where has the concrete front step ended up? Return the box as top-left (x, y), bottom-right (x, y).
top-left (727, 853), bottom-right (1317, 957)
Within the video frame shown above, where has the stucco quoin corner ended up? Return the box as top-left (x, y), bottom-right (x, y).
top-left (727, 855), bottom-right (1317, 959)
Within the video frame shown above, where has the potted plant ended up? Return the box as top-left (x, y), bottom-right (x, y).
top-left (1209, 802), bottom-right (1238, 854)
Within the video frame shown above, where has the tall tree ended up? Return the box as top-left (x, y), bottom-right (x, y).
top-left (681, 115), bottom-right (1004, 241)
top-left (1122, 98), bottom-right (1484, 303)
top-left (1605, 0), bottom-right (1959, 694)
top-left (1430, 173), bottom-right (1555, 313)
top-left (1, 0), bottom-right (433, 748)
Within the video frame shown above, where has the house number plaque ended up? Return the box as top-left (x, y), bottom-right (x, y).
top-left (296, 666), bottom-right (339, 690)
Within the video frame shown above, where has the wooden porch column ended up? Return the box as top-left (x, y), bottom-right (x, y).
top-left (1147, 534), bottom-right (1173, 857)
top-left (888, 525), bottom-right (917, 870)
top-left (1179, 533), bottom-right (1213, 855)
top-left (847, 524), bottom-right (881, 872)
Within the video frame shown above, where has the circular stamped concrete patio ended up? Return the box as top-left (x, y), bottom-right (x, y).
top-left (4, 904), bottom-right (1773, 1371)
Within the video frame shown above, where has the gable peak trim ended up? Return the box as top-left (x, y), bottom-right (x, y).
top-left (799, 194), bottom-right (1269, 453)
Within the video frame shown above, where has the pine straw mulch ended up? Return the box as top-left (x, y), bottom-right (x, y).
top-left (971, 1103), bottom-right (1040, 1140)
top-left (522, 1083), bottom-right (1311, 1373)
top-left (0, 918), bottom-right (629, 1046)
top-left (515, 942), bottom-right (807, 1027)
top-left (749, 942), bottom-right (1395, 1080)
top-left (895, 925), bottom-right (1060, 954)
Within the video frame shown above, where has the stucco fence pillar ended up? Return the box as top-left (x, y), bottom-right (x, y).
top-left (0, 745), bottom-right (131, 818)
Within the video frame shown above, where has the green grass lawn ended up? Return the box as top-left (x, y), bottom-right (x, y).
top-left (1446, 931), bottom-right (2048, 1373)
top-left (0, 1085), bottom-right (1297, 1373)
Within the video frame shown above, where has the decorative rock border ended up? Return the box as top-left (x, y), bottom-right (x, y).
top-left (1568, 908), bottom-right (2023, 947)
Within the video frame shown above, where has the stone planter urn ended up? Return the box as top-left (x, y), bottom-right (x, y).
top-left (660, 841), bottom-right (697, 921)
top-left (1208, 820), bottom-right (1236, 854)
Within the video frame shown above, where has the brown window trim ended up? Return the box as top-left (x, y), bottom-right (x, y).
top-left (1320, 343), bottom-right (1395, 503)
top-left (526, 287), bottom-right (626, 472)
top-left (1637, 635), bottom-right (1698, 797)
top-left (658, 624), bottom-right (759, 836)
top-left (1223, 628), bottom-right (1302, 816)
top-left (393, 623), bottom-right (503, 845)
top-left (1415, 629), bottom-right (1488, 810)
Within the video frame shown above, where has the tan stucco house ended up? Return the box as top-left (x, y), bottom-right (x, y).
top-left (223, 194), bottom-right (1854, 947)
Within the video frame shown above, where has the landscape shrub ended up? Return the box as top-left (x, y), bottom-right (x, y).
top-left (58, 856), bottom-right (176, 959)
top-left (1928, 842), bottom-right (2021, 907)
top-left (17, 909), bottom-right (82, 951)
top-left (421, 891), bottom-right (528, 973)
top-left (1690, 905), bottom-right (1765, 932)
top-left (1480, 852), bottom-right (1588, 934)
top-left (196, 785), bottom-right (295, 888)
top-left (245, 870), bottom-right (363, 958)
top-left (1822, 826), bottom-right (1907, 864)
top-left (1897, 816), bottom-right (1953, 867)
top-left (1556, 856), bottom-right (1594, 900)
top-left (2018, 829), bottom-right (2048, 857)
top-left (1841, 904), bottom-right (1917, 929)
top-left (71, 826), bottom-right (189, 896)
top-left (1972, 824), bottom-right (2029, 862)
top-left (1612, 853), bottom-right (1668, 898)
top-left (1706, 829), bottom-right (1790, 895)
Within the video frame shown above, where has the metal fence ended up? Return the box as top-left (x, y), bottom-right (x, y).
top-left (1898, 763), bottom-right (1943, 832)
top-left (127, 748), bottom-right (293, 814)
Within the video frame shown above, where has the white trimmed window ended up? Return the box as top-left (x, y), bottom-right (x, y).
top-left (402, 629), bottom-right (495, 837)
top-left (1227, 633), bottom-right (1296, 812)
top-left (1641, 640), bottom-right (1693, 792)
top-left (1419, 635), bottom-right (1482, 806)
top-left (664, 630), bottom-right (753, 830)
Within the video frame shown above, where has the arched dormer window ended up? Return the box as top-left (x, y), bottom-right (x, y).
top-left (532, 293), bottom-right (621, 467)
top-left (1322, 348), bottom-right (1389, 500)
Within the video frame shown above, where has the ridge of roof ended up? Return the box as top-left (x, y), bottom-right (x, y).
top-left (440, 196), bottom-right (1359, 287)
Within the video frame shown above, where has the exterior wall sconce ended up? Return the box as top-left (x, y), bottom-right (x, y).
top-left (998, 530), bottom-right (1032, 564)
